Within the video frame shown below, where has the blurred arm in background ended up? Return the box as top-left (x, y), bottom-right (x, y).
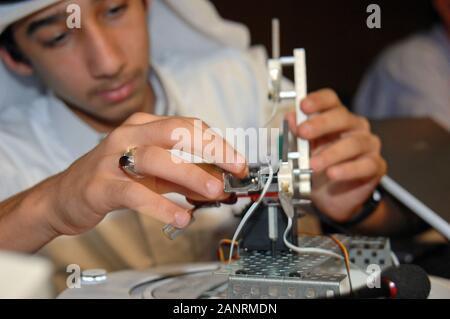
top-left (354, 0), bottom-right (450, 131)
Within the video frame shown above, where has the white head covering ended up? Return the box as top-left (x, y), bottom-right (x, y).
top-left (0, 0), bottom-right (249, 47)
top-left (0, 0), bottom-right (62, 35)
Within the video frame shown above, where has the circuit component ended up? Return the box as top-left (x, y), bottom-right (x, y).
top-left (218, 235), bottom-right (393, 299)
top-left (223, 165), bottom-right (264, 194)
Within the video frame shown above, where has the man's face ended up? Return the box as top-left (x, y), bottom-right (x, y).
top-left (12, 0), bottom-right (151, 125)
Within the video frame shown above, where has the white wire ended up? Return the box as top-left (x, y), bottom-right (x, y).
top-left (263, 102), bottom-right (279, 128)
top-left (390, 251), bottom-right (400, 267)
top-left (228, 162), bottom-right (274, 263)
top-left (283, 217), bottom-right (344, 260)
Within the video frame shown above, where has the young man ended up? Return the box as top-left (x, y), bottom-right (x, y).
top-left (0, 0), bottom-right (394, 274)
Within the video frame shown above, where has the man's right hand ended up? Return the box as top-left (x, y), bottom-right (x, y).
top-left (26, 113), bottom-right (247, 243)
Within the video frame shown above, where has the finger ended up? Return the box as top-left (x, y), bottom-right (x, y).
top-left (111, 118), bottom-right (248, 178)
top-left (106, 180), bottom-right (192, 228)
top-left (122, 112), bottom-right (165, 125)
top-left (311, 133), bottom-right (381, 172)
top-left (103, 152), bottom-right (225, 200)
top-left (195, 163), bottom-right (226, 180)
top-left (300, 88), bottom-right (342, 114)
top-left (326, 155), bottom-right (387, 182)
top-left (133, 145), bottom-right (227, 200)
top-left (152, 178), bottom-right (230, 202)
top-left (170, 118), bottom-right (249, 178)
top-left (297, 106), bottom-right (363, 140)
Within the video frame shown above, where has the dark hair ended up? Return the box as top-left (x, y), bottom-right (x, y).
top-left (0, 25), bottom-right (28, 63)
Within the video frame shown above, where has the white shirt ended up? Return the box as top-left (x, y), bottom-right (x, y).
top-left (354, 25), bottom-right (450, 130)
top-left (0, 92), bottom-right (103, 200)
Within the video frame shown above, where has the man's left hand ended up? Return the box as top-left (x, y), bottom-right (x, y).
top-left (286, 89), bottom-right (387, 223)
